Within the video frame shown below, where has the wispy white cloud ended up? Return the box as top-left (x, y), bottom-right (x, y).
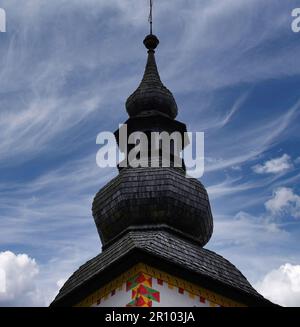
top-left (0, 1), bottom-right (150, 166)
top-left (204, 99), bottom-right (300, 173)
top-left (212, 211), bottom-right (289, 249)
top-left (199, 93), bottom-right (249, 131)
top-left (209, 210), bottom-right (295, 283)
top-left (253, 154), bottom-right (293, 174)
top-left (0, 0), bottom-right (299, 170)
top-left (265, 187), bottom-right (300, 219)
top-left (162, 0), bottom-right (300, 92)
top-left (0, 153), bottom-right (116, 247)
top-left (207, 176), bottom-right (258, 200)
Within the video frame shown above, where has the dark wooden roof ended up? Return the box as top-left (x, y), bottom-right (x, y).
top-left (51, 228), bottom-right (275, 307)
top-left (126, 34), bottom-right (178, 119)
top-left (92, 167), bottom-right (213, 247)
top-left (51, 33), bottom-right (276, 308)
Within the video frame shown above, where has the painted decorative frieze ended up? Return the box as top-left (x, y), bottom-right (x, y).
top-left (76, 264), bottom-right (244, 308)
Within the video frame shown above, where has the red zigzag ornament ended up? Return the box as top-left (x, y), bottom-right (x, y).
top-left (126, 272), bottom-right (160, 307)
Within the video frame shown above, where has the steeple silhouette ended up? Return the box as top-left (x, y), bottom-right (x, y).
top-left (51, 5), bottom-right (276, 308)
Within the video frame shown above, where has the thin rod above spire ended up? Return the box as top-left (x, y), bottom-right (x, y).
top-left (148, 0), bottom-right (153, 35)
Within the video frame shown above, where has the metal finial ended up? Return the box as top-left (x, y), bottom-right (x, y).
top-left (148, 0), bottom-right (153, 35)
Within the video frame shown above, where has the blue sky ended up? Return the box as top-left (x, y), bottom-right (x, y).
top-left (0, 0), bottom-right (300, 306)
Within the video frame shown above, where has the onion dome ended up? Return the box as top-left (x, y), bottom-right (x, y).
top-left (126, 34), bottom-right (178, 119)
top-left (92, 167), bottom-right (213, 247)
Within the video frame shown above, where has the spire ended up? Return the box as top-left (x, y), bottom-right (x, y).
top-left (126, 34), bottom-right (178, 119)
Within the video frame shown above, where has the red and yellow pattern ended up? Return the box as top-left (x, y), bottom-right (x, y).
top-left (75, 263), bottom-right (245, 307)
top-left (126, 273), bottom-right (160, 307)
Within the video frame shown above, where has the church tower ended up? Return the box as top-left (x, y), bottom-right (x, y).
top-left (51, 10), bottom-right (275, 308)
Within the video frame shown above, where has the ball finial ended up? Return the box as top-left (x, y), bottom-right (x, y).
top-left (143, 34), bottom-right (159, 51)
